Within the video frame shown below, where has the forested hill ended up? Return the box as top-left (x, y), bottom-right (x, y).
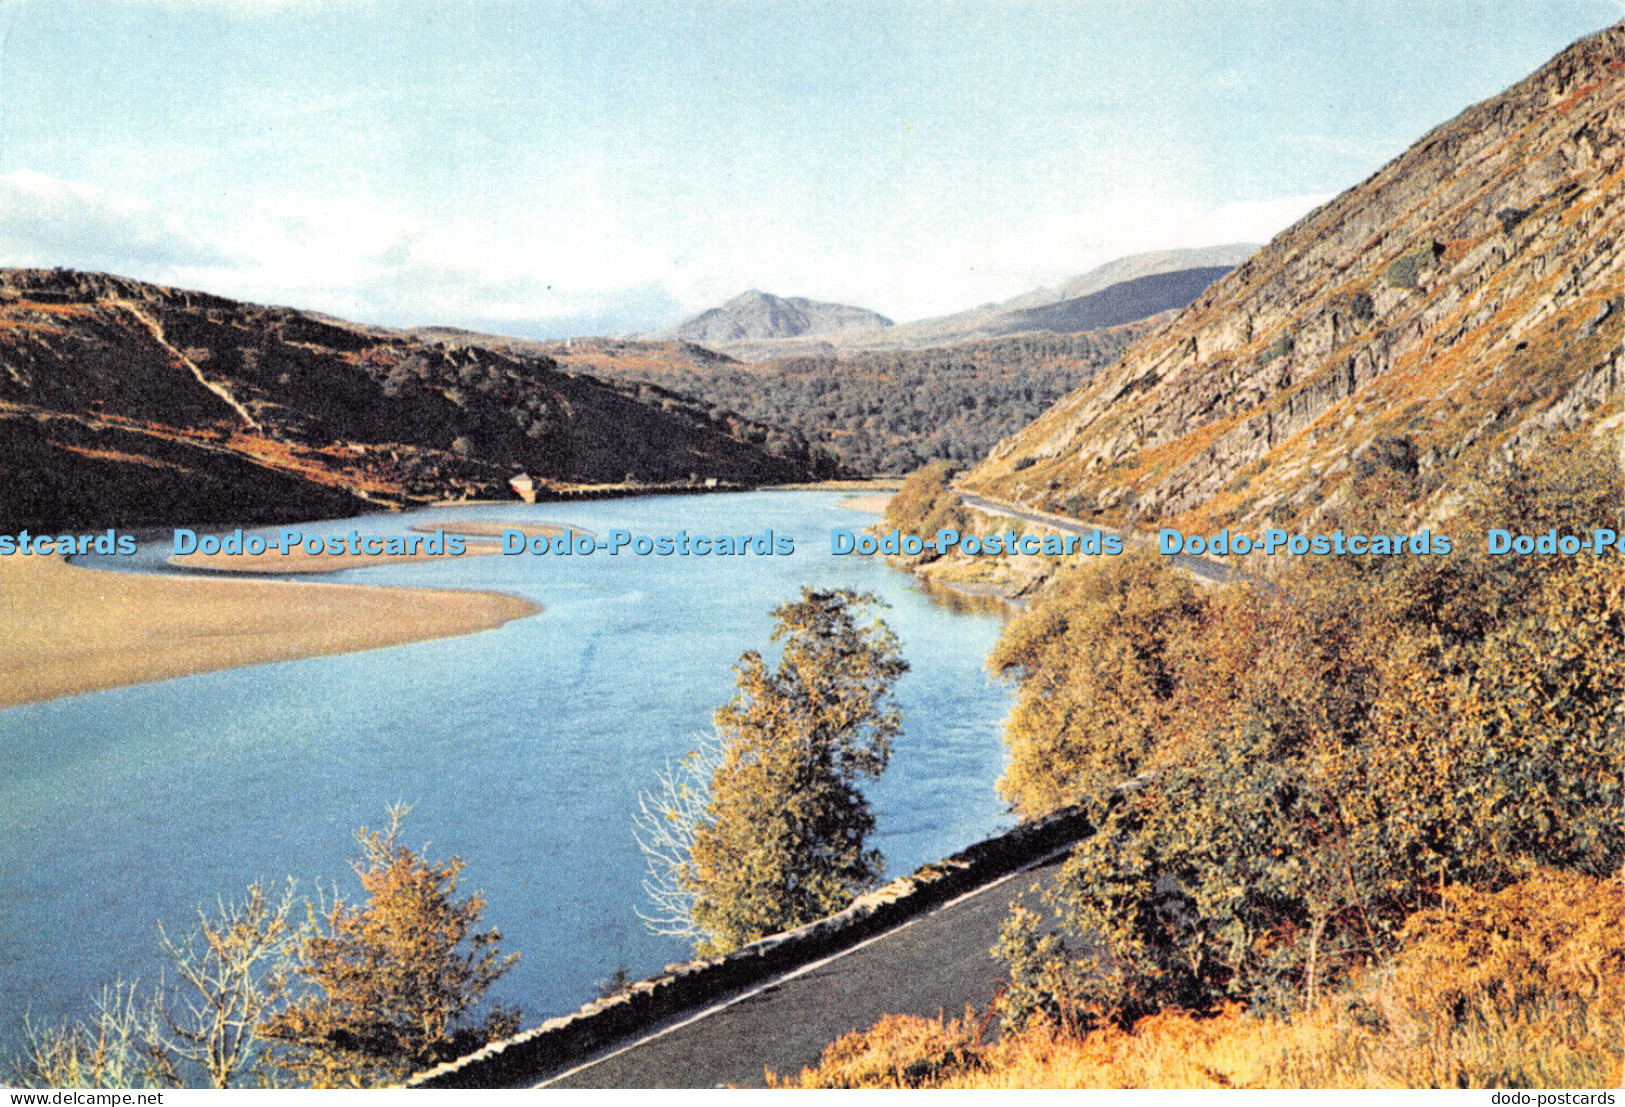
top-left (566, 330), bottom-right (1139, 475)
top-left (555, 250), bottom-right (1245, 474)
top-left (965, 20), bottom-right (1625, 534)
top-left (0, 269), bottom-right (827, 530)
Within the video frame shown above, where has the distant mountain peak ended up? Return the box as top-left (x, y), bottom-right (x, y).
top-left (648, 291), bottom-right (893, 344)
top-left (1003, 244), bottom-right (1262, 312)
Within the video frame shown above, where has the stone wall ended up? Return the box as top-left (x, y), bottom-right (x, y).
top-left (406, 802), bottom-right (1093, 1089)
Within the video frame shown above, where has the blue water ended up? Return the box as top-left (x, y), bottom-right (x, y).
top-left (0, 492), bottom-right (1015, 1042)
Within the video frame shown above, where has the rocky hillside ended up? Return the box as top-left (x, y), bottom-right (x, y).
top-left (0, 270), bottom-right (826, 529)
top-left (965, 22), bottom-right (1625, 535)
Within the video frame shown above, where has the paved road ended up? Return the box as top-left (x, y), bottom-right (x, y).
top-left (959, 491), bottom-right (1236, 584)
top-left (543, 851), bottom-right (1071, 1088)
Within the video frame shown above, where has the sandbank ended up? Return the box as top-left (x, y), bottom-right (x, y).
top-left (774, 479), bottom-right (905, 493)
top-left (0, 555), bottom-right (540, 708)
top-left (171, 541), bottom-right (500, 574)
top-left (420, 520), bottom-right (582, 539)
top-left (838, 493), bottom-right (893, 514)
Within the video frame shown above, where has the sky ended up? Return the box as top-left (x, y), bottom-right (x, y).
top-left (0, 1), bottom-right (1618, 337)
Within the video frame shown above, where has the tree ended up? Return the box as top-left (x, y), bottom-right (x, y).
top-left (151, 880), bottom-right (303, 1088)
top-left (639, 589), bottom-right (909, 955)
top-left (263, 804), bottom-right (518, 1085)
top-left (991, 442), bottom-right (1625, 1026)
top-left (13, 983), bottom-right (166, 1089)
top-left (633, 734), bottom-right (722, 945)
top-left (14, 885), bottom-right (303, 1090)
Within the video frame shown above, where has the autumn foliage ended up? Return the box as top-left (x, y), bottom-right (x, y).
top-left (264, 805), bottom-right (518, 1084)
top-left (902, 441), bottom-right (1625, 1085)
top-left (13, 807), bottom-right (517, 1089)
top-left (774, 872), bottom-right (1624, 1088)
top-left (639, 589), bottom-right (909, 955)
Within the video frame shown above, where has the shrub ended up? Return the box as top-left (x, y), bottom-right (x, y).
top-left (988, 555), bottom-right (1210, 817)
top-left (767, 1011), bottom-right (985, 1088)
top-left (1385, 251), bottom-right (1427, 290)
top-left (884, 461), bottom-right (965, 561)
top-left (787, 874), bottom-right (1622, 1087)
top-left (264, 805), bottom-right (518, 1085)
top-left (990, 444), bottom-right (1624, 1026)
top-left (1496, 206), bottom-right (1534, 234)
top-left (13, 984), bottom-right (167, 1089)
top-left (1259, 334), bottom-right (1294, 363)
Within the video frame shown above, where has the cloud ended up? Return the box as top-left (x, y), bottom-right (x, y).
top-left (0, 173), bottom-right (680, 337)
top-left (0, 169), bottom-right (232, 274)
top-left (0, 169), bottom-right (1331, 340)
top-left (707, 190), bottom-right (1337, 325)
top-left (190, 198), bottom-right (687, 338)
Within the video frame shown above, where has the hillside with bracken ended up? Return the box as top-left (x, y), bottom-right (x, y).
top-left (0, 270), bottom-right (826, 529)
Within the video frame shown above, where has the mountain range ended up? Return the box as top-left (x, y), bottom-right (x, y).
top-left (7, 19), bottom-right (1620, 533)
top-left (642, 244), bottom-right (1257, 361)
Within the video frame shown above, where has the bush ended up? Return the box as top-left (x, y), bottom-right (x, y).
top-left (263, 805), bottom-right (518, 1085)
top-left (991, 444), bottom-right (1624, 1024)
top-left (988, 554), bottom-right (1210, 817)
top-left (884, 461), bottom-right (965, 561)
top-left (12, 812), bottom-right (519, 1089)
top-left (1496, 206), bottom-right (1534, 234)
top-left (1385, 251), bottom-right (1427, 289)
top-left (1258, 334), bottom-right (1294, 363)
top-left (767, 1011), bottom-right (985, 1088)
top-left (782, 873), bottom-right (1623, 1088)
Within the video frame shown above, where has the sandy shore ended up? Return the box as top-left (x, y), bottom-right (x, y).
top-left (0, 556), bottom-right (540, 708)
top-left (774, 479), bottom-right (905, 493)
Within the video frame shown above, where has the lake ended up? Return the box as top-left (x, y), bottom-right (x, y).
top-left (0, 491), bottom-right (1017, 1044)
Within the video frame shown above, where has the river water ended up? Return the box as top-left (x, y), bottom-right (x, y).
top-left (0, 492), bottom-right (1018, 1043)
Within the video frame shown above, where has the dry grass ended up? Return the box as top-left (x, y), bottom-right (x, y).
top-left (771, 872), bottom-right (1624, 1089)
